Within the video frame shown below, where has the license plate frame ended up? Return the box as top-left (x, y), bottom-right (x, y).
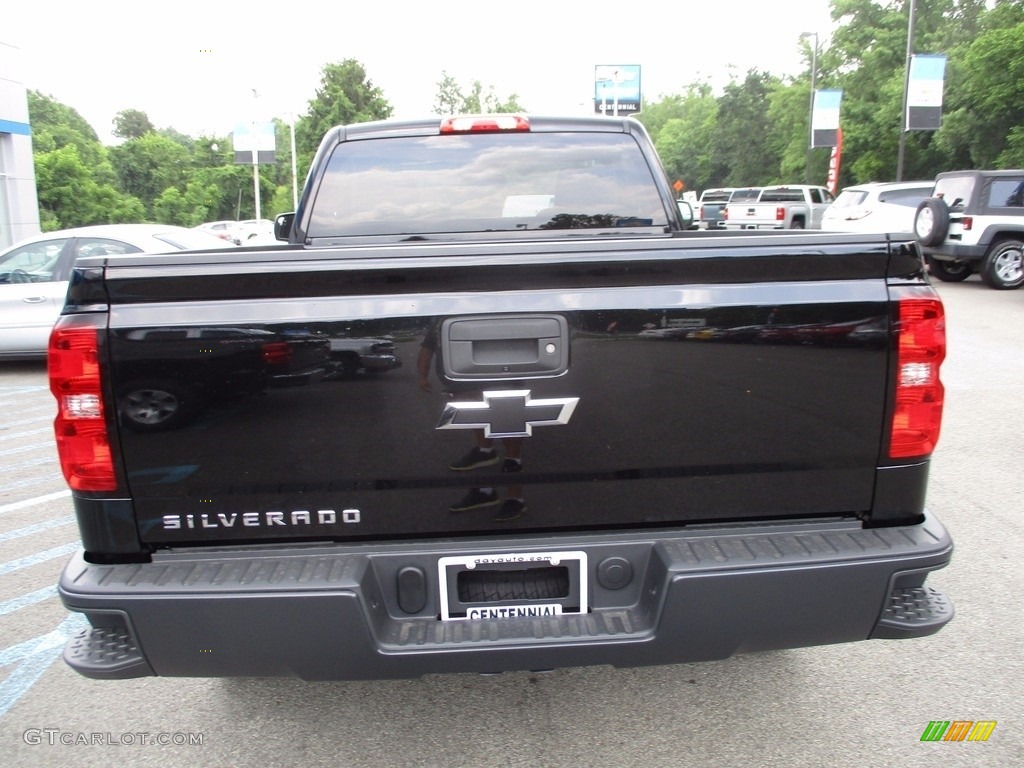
top-left (437, 550), bottom-right (588, 622)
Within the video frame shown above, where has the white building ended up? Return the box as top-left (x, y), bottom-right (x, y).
top-left (0, 40), bottom-right (41, 249)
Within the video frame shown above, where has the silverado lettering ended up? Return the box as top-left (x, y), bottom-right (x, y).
top-left (160, 510), bottom-right (357, 530)
top-left (51, 114), bottom-right (953, 682)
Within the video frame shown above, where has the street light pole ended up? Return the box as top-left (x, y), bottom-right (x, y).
top-left (288, 113), bottom-right (298, 210)
top-left (896, 0), bottom-right (917, 181)
top-left (250, 88), bottom-right (261, 221)
top-left (800, 32), bottom-right (819, 185)
top-left (612, 69), bottom-right (620, 117)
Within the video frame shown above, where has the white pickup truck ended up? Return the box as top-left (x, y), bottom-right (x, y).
top-left (724, 185), bottom-right (835, 230)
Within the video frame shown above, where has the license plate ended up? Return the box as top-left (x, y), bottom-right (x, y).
top-left (438, 551), bottom-right (588, 621)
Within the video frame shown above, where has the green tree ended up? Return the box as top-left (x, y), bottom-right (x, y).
top-left (34, 144), bottom-right (145, 229)
top-left (644, 86), bottom-right (721, 191)
top-left (638, 90), bottom-right (700, 147)
top-left (715, 71), bottom-right (784, 186)
top-left (29, 91), bottom-right (146, 227)
top-left (28, 90), bottom-right (115, 182)
top-left (432, 71), bottom-right (525, 115)
top-left (295, 59), bottom-right (393, 178)
top-left (935, 15), bottom-right (1024, 168)
top-left (109, 132), bottom-right (191, 213)
top-left (112, 108), bottom-right (155, 140)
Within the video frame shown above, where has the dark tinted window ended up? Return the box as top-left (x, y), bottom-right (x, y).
top-left (760, 189), bottom-right (805, 202)
top-left (988, 179), bottom-right (1024, 208)
top-left (878, 187), bottom-right (932, 207)
top-left (730, 188), bottom-right (761, 202)
top-left (700, 190), bottom-right (733, 203)
top-left (309, 132), bottom-right (669, 237)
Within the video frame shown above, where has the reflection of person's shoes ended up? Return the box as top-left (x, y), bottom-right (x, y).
top-left (494, 499), bottom-right (525, 522)
top-left (501, 458), bottom-right (522, 473)
top-left (449, 448), bottom-right (500, 471)
top-left (449, 488), bottom-right (499, 512)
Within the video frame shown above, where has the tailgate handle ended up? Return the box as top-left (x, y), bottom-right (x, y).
top-left (441, 315), bottom-right (569, 379)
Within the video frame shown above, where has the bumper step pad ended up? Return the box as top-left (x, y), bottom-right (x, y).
top-left (871, 586), bottom-right (954, 639)
top-left (63, 625), bottom-right (154, 679)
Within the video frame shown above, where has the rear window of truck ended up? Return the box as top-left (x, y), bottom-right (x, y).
top-left (760, 189), bottom-right (806, 202)
top-left (699, 190), bottom-right (733, 203)
top-left (729, 188), bottom-right (761, 203)
top-left (307, 132), bottom-right (670, 238)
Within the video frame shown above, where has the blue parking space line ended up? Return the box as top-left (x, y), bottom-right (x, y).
top-left (0, 613), bottom-right (87, 717)
top-left (0, 516), bottom-right (76, 543)
top-left (0, 490), bottom-right (71, 516)
top-left (0, 542), bottom-right (79, 577)
top-left (0, 586), bottom-right (57, 616)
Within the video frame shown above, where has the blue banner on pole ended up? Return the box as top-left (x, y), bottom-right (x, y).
top-left (906, 54), bottom-right (947, 131)
top-left (811, 89), bottom-right (842, 148)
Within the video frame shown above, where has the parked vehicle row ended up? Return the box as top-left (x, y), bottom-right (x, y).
top-left (0, 224), bottom-right (232, 360)
top-left (723, 184), bottom-right (835, 230)
top-left (695, 168), bottom-right (1022, 290)
top-left (696, 185), bottom-right (837, 230)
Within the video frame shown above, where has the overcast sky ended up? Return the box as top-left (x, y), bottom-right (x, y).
top-left (7, 0), bottom-right (835, 144)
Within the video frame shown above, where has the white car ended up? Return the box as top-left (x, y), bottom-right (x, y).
top-left (229, 219), bottom-right (276, 245)
top-left (195, 220), bottom-right (239, 244)
top-left (821, 181), bottom-right (934, 233)
top-left (0, 224), bottom-right (230, 360)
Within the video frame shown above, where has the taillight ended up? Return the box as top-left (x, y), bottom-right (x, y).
top-left (49, 319), bottom-right (117, 491)
top-left (262, 341), bottom-right (292, 365)
top-left (889, 289), bottom-right (945, 459)
top-left (440, 115), bottom-right (530, 134)
top-left (723, 207), bottom-right (729, 220)
top-left (776, 207), bottom-right (786, 221)
top-left (961, 216), bottom-right (973, 231)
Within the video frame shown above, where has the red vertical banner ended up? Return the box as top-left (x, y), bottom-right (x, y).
top-left (826, 126), bottom-right (843, 194)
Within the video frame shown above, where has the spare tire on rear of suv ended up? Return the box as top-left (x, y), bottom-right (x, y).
top-left (914, 198), bottom-right (950, 247)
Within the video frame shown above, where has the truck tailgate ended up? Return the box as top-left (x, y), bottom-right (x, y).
top-left (98, 235), bottom-right (897, 546)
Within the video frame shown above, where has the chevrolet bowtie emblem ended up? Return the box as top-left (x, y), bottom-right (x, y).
top-left (436, 390), bottom-right (579, 438)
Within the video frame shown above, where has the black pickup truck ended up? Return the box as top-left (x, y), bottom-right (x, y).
top-left (51, 115), bottom-right (953, 681)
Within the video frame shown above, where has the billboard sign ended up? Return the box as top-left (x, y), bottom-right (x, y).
top-left (594, 65), bottom-right (641, 116)
top-left (233, 122), bottom-right (276, 164)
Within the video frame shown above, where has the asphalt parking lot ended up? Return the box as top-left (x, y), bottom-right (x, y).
top-left (0, 277), bottom-right (1021, 767)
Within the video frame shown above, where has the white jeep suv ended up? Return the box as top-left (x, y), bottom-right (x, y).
top-left (914, 169), bottom-right (1024, 289)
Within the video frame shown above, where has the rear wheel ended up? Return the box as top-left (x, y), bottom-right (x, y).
top-left (789, 218), bottom-right (805, 230)
top-left (980, 239), bottom-right (1024, 290)
top-left (927, 257), bottom-right (972, 282)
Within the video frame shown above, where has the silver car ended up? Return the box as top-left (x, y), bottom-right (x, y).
top-left (0, 224), bottom-right (230, 360)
